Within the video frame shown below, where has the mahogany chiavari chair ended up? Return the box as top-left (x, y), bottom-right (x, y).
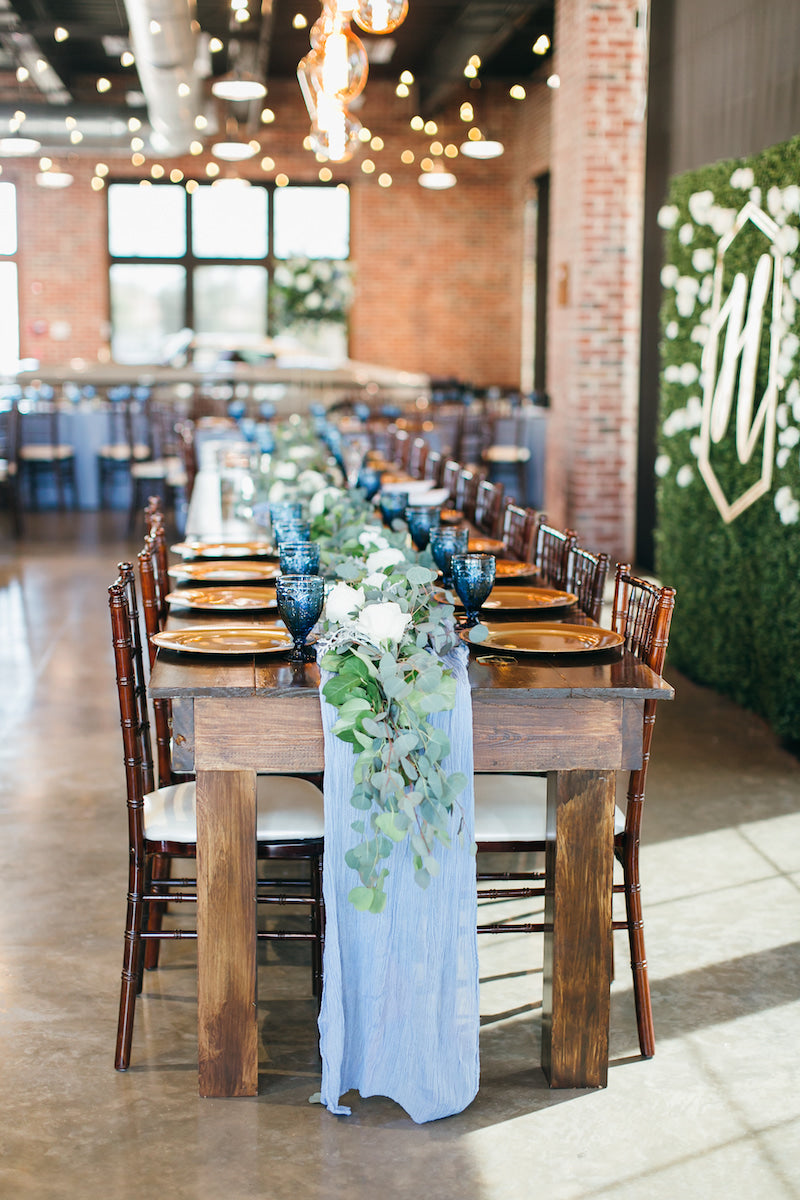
top-left (423, 448), bottom-right (443, 486)
top-left (441, 459), bottom-right (462, 505)
top-left (472, 564), bottom-right (677, 1058)
top-left (473, 479), bottom-right (505, 539)
top-left (533, 521), bottom-right (578, 589)
top-left (455, 466), bottom-right (486, 523)
top-left (500, 502), bottom-right (539, 562)
top-left (566, 545), bottom-right (611, 622)
top-left (110, 563), bottom-right (325, 1071)
top-left (407, 436), bottom-right (429, 480)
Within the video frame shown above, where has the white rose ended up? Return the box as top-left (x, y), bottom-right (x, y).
top-left (305, 291), bottom-right (322, 311)
top-left (688, 189), bottom-right (714, 223)
top-left (275, 461), bottom-right (298, 480)
top-left (268, 481), bottom-right (288, 501)
top-left (359, 526), bottom-right (389, 550)
top-left (325, 582), bottom-right (365, 624)
top-left (656, 205), bottom-right (679, 229)
top-left (355, 601), bottom-right (411, 646)
top-left (365, 547), bottom-right (406, 573)
top-left (288, 444), bottom-right (315, 461)
top-left (363, 571), bottom-right (391, 589)
top-left (295, 272), bottom-right (313, 291)
top-left (309, 485), bottom-right (345, 517)
top-left (298, 469), bottom-right (329, 492)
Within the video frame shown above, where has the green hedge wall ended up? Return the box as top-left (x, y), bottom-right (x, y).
top-left (655, 135), bottom-right (800, 748)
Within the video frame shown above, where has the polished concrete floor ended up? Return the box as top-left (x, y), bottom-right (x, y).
top-left (1, 512), bottom-right (799, 1200)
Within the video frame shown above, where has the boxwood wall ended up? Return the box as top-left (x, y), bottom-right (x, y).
top-left (655, 135), bottom-right (800, 748)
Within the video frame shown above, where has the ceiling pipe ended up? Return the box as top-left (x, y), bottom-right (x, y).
top-left (121, 0), bottom-right (205, 155)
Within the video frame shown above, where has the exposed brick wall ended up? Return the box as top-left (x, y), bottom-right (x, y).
top-left (546, 0), bottom-right (648, 562)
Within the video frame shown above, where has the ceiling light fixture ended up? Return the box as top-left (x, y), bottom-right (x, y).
top-left (459, 130), bottom-right (504, 160)
top-left (211, 74), bottom-right (267, 101)
top-left (418, 167), bottom-right (456, 190)
top-left (35, 169), bottom-right (73, 189)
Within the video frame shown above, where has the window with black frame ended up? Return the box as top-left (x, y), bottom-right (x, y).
top-left (0, 183), bottom-right (20, 372)
top-left (107, 181), bottom-right (351, 365)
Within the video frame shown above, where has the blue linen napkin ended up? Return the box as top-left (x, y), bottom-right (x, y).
top-left (317, 644), bottom-right (480, 1123)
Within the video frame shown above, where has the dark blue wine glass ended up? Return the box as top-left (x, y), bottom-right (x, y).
top-left (276, 575), bottom-right (325, 662)
top-left (430, 525), bottom-right (469, 588)
top-left (379, 491), bottom-right (409, 526)
top-left (405, 505), bottom-right (441, 552)
top-left (279, 541), bottom-right (321, 576)
top-left (357, 466), bottom-right (383, 501)
top-left (273, 517), bottom-right (311, 546)
top-left (451, 553), bottom-right (496, 627)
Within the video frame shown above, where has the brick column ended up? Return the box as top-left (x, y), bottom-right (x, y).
top-left (546, 0), bottom-right (648, 563)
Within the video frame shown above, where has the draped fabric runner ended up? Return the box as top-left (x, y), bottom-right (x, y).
top-left (317, 644), bottom-right (480, 1123)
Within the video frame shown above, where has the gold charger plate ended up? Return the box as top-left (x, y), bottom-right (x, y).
top-left (151, 624), bottom-right (293, 655)
top-left (171, 540), bottom-right (276, 559)
top-left (469, 536), bottom-right (506, 553)
top-left (493, 559), bottom-right (538, 578)
top-left (476, 587), bottom-right (578, 612)
top-left (460, 622), bottom-right (624, 655)
top-left (166, 587), bottom-right (278, 612)
top-left (167, 560), bottom-right (280, 584)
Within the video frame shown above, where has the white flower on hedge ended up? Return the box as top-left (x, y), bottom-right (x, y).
top-left (355, 601), bottom-right (412, 646)
top-left (691, 247), bottom-right (715, 273)
top-left (775, 485), bottom-right (794, 510)
top-left (358, 526), bottom-right (389, 550)
top-left (274, 264), bottom-right (292, 287)
top-left (777, 497), bottom-right (799, 525)
top-left (779, 425), bottom-right (800, 447)
top-left (689, 435), bottom-right (702, 458)
top-left (676, 465), bottom-right (694, 488)
top-left (665, 320), bottom-right (679, 339)
top-left (749, 186), bottom-right (762, 207)
top-left (730, 167), bottom-right (754, 190)
top-left (295, 272), bottom-right (313, 291)
top-left (790, 273), bottom-right (800, 302)
top-left (676, 291), bottom-right (696, 317)
top-left (664, 364), bottom-right (681, 383)
top-left (708, 206), bottom-right (736, 236)
top-left (662, 409), bottom-right (687, 436)
top-left (678, 223), bottom-right (695, 245)
top-left (698, 275), bottom-right (714, 304)
top-left (325, 582), bottom-right (365, 624)
top-left (784, 257), bottom-right (796, 279)
top-left (365, 547), bottom-right (406, 573)
top-left (688, 190), bottom-right (714, 223)
top-left (657, 205), bottom-right (679, 229)
top-left (309, 485), bottom-right (345, 517)
top-left (661, 264), bottom-right (679, 288)
top-left (767, 186), bottom-right (784, 218)
top-left (691, 325), bottom-right (708, 345)
top-left (776, 447), bottom-right (791, 469)
top-left (776, 225), bottom-right (800, 256)
top-left (677, 275), bottom-right (699, 295)
top-left (679, 362), bottom-right (699, 386)
top-left (783, 184), bottom-right (800, 213)
top-left (654, 454), bottom-right (671, 477)
top-left (305, 290), bottom-right (323, 311)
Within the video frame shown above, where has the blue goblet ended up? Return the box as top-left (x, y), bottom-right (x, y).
top-left (405, 505), bottom-right (441, 552)
top-left (279, 541), bottom-right (321, 576)
top-left (451, 553), bottom-right (496, 627)
top-left (273, 518), bottom-right (311, 546)
top-left (379, 491), bottom-right (409, 526)
top-left (430, 525), bottom-right (469, 589)
top-left (276, 574), bottom-right (325, 662)
top-left (269, 500), bottom-right (303, 526)
top-left (357, 466), bottom-right (383, 501)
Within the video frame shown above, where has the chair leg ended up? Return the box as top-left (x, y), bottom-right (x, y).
top-left (115, 874), bottom-right (145, 1071)
top-left (312, 853), bottom-right (325, 1004)
top-left (624, 864), bottom-right (655, 1058)
top-left (143, 853), bottom-right (171, 971)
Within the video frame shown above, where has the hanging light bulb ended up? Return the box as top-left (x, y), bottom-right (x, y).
top-left (353, 0), bottom-right (409, 35)
top-left (318, 18), bottom-right (369, 102)
top-left (310, 93), bottom-right (362, 162)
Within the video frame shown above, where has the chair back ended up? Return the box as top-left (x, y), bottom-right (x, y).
top-left (441, 459), bottom-right (461, 503)
top-left (534, 522), bottom-right (577, 589)
top-left (611, 564), bottom-right (677, 847)
top-left (453, 403), bottom-right (487, 464)
top-left (501, 502), bottom-right (538, 561)
top-left (566, 545), bottom-right (610, 621)
top-left (423, 448), bottom-right (442, 485)
top-left (108, 564), bottom-right (155, 858)
top-left (138, 530), bottom-right (178, 787)
top-left (407, 437), bottom-right (429, 480)
top-left (473, 479), bottom-right (505, 538)
top-left (455, 466), bottom-right (486, 520)
top-left (388, 427), bottom-right (412, 471)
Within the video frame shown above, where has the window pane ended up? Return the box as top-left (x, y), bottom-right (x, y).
top-left (273, 186), bottom-right (349, 259)
top-left (193, 265), bottom-right (267, 342)
top-left (0, 262), bottom-right (19, 369)
top-left (109, 263), bottom-right (186, 363)
top-left (192, 184), bottom-right (268, 258)
top-left (108, 184), bottom-right (186, 257)
top-left (0, 182), bottom-right (17, 255)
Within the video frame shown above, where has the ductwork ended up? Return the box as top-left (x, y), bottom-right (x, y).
top-left (121, 0), bottom-right (205, 155)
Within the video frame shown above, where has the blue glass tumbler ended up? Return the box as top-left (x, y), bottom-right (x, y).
top-left (276, 574), bottom-right (325, 662)
top-left (379, 491), bottom-right (409, 526)
top-left (269, 500), bottom-right (303, 525)
top-left (357, 466), bottom-right (383, 501)
top-left (279, 541), bottom-right (321, 576)
top-left (451, 553), bottom-right (496, 627)
top-left (430, 526), bottom-right (469, 588)
top-left (405, 505), bottom-right (441, 552)
top-left (273, 518), bottom-right (311, 546)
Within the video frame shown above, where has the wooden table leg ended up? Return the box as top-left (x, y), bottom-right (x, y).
top-left (196, 769), bottom-right (258, 1097)
top-left (541, 769), bottom-right (614, 1088)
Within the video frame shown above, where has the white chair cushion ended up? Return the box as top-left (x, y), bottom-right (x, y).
top-left (474, 774), bottom-right (624, 842)
top-left (18, 444), bottom-right (74, 461)
top-left (483, 445), bottom-right (531, 464)
top-left (143, 776), bottom-right (324, 843)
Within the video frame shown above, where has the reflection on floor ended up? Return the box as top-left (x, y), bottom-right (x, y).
top-left (1, 513), bottom-right (799, 1200)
